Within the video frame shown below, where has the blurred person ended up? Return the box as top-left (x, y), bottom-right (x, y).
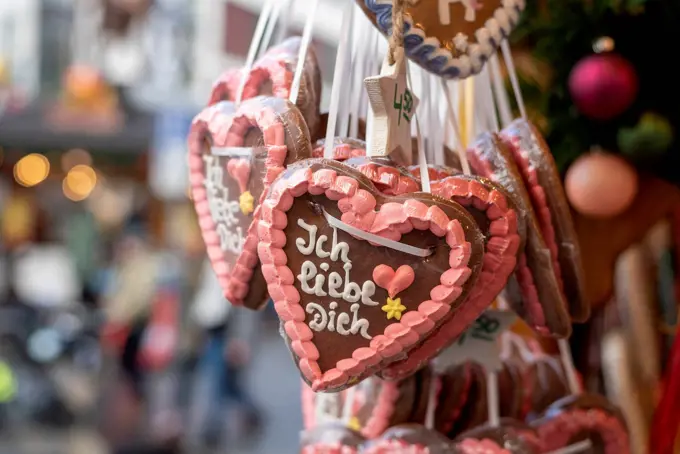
top-left (188, 261), bottom-right (262, 448)
top-left (98, 221), bottom-right (163, 447)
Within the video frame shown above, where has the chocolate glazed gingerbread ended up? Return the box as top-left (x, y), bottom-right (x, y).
top-left (500, 119), bottom-right (589, 323)
top-left (209, 37), bottom-right (323, 138)
top-left (380, 174), bottom-right (524, 380)
top-left (301, 421), bottom-right (365, 454)
top-left (466, 132), bottom-right (572, 338)
top-left (532, 394), bottom-right (630, 454)
top-left (258, 159), bottom-right (484, 391)
top-left (189, 97), bottom-right (312, 310)
top-left (455, 420), bottom-right (542, 453)
top-left (363, 424), bottom-right (455, 454)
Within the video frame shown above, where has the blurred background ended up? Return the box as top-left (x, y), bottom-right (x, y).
top-left (0, 0), bottom-right (352, 452)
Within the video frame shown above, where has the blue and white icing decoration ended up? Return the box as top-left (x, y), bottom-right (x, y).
top-left (362, 0), bottom-right (526, 79)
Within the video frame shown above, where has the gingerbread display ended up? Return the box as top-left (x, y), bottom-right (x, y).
top-left (257, 159), bottom-right (485, 391)
top-left (188, 97), bottom-right (312, 309)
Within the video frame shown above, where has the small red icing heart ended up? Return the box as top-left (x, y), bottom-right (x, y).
top-left (372, 265), bottom-right (416, 298)
top-left (226, 158), bottom-right (251, 194)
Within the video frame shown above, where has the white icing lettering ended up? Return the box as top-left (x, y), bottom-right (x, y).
top-left (438, 0), bottom-right (480, 24)
top-left (296, 219), bottom-right (317, 255)
top-left (304, 302), bottom-right (372, 340)
top-left (316, 235), bottom-right (330, 258)
top-left (203, 155), bottom-right (245, 255)
top-left (295, 220), bottom-right (378, 340)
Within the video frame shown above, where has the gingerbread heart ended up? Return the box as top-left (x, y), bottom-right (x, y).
top-left (381, 174), bottom-right (522, 380)
top-left (301, 421), bottom-right (366, 454)
top-left (356, 0), bottom-right (526, 79)
top-left (500, 119), bottom-right (589, 323)
top-left (362, 424), bottom-right (454, 454)
top-left (435, 362), bottom-right (475, 435)
top-left (466, 132), bottom-right (571, 338)
top-left (454, 421), bottom-right (542, 453)
top-left (188, 97), bottom-right (312, 309)
top-left (532, 394), bottom-right (630, 453)
top-left (301, 375), bottom-right (417, 438)
top-left (257, 159), bottom-right (485, 391)
top-left (210, 37), bottom-right (323, 138)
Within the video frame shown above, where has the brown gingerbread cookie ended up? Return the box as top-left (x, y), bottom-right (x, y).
top-left (435, 362), bottom-right (475, 435)
top-left (189, 97), bottom-right (312, 310)
top-left (258, 159), bottom-right (485, 391)
top-left (409, 364), bottom-right (435, 425)
top-left (466, 132), bottom-right (571, 338)
top-left (532, 394), bottom-right (630, 454)
top-left (447, 362), bottom-right (488, 438)
top-left (209, 37), bottom-right (323, 138)
top-left (454, 420), bottom-right (542, 453)
top-left (301, 421), bottom-right (365, 454)
top-left (500, 119), bottom-right (589, 323)
top-left (362, 424), bottom-right (455, 454)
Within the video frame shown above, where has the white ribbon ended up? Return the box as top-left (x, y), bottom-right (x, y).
top-left (210, 147), bottom-right (254, 158)
top-left (322, 209), bottom-right (432, 258)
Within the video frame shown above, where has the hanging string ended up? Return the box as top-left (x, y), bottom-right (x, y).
top-left (349, 13), bottom-right (370, 139)
top-left (419, 69), bottom-right (433, 163)
top-left (289, 0), bottom-right (320, 105)
top-left (424, 362), bottom-right (439, 430)
top-left (441, 80), bottom-right (471, 174)
top-left (544, 440), bottom-right (593, 454)
top-left (486, 370), bottom-right (500, 427)
top-left (364, 28), bottom-right (381, 147)
top-left (235, 0), bottom-right (276, 105)
top-left (500, 40), bottom-right (527, 120)
top-left (387, 0), bottom-right (419, 65)
top-left (323, 210), bottom-right (432, 257)
top-left (488, 53), bottom-right (512, 127)
top-left (323, 0), bottom-right (354, 159)
top-left (558, 338), bottom-right (582, 395)
top-left (259, 0), bottom-right (286, 57)
top-left (338, 5), bottom-right (357, 139)
top-left (483, 66), bottom-right (500, 132)
top-left (415, 116), bottom-right (431, 192)
top-left (275, 0), bottom-right (294, 43)
top-left (342, 387), bottom-right (357, 424)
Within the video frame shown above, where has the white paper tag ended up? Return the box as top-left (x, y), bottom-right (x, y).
top-left (364, 47), bottom-right (418, 163)
top-left (436, 310), bottom-right (516, 372)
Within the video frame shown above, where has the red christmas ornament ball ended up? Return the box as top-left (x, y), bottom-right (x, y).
top-left (568, 53), bottom-right (638, 120)
top-left (565, 152), bottom-right (638, 218)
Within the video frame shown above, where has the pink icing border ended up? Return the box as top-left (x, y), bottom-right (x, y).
top-left (361, 380), bottom-right (400, 438)
top-left (382, 176), bottom-right (520, 380)
top-left (501, 132), bottom-right (564, 292)
top-left (466, 146), bottom-right (548, 334)
top-left (363, 439), bottom-right (432, 454)
top-left (456, 438), bottom-right (511, 454)
top-left (301, 444), bottom-right (359, 454)
top-left (188, 102), bottom-right (289, 306)
top-left (257, 166), bottom-right (474, 391)
top-left (312, 144), bottom-right (366, 161)
top-left (208, 47), bottom-right (294, 106)
top-left (441, 362), bottom-right (473, 434)
top-left (536, 408), bottom-right (630, 454)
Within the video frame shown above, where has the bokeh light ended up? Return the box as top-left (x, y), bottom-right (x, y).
top-left (14, 154), bottom-right (50, 187)
top-left (63, 165), bottom-right (97, 201)
top-left (61, 148), bottom-right (92, 172)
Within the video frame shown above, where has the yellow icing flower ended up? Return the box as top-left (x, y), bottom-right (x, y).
top-left (347, 416), bottom-right (362, 432)
top-left (239, 190), bottom-right (254, 215)
top-left (382, 297), bottom-right (406, 321)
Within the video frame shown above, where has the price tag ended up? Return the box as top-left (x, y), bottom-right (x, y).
top-left (435, 310), bottom-right (516, 372)
top-left (364, 47), bottom-right (419, 165)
